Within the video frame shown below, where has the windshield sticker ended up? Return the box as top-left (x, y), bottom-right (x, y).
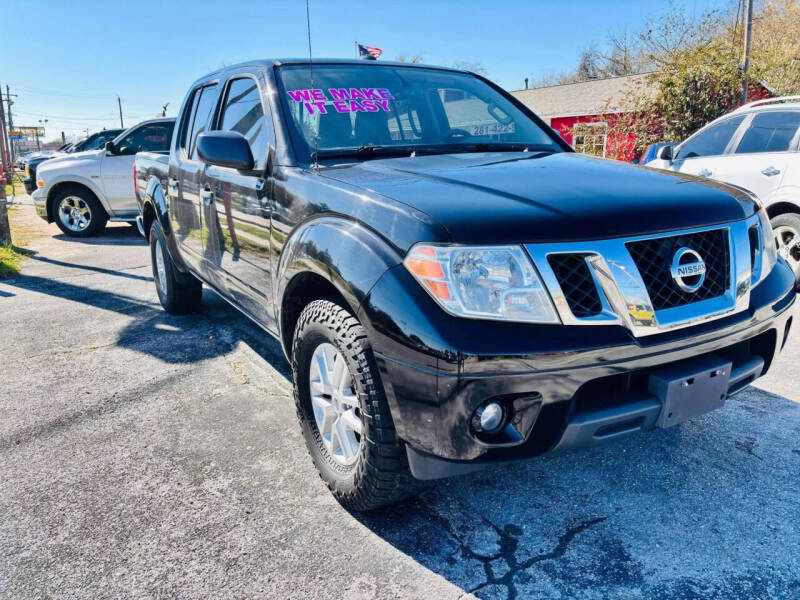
top-left (286, 88), bottom-right (394, 115)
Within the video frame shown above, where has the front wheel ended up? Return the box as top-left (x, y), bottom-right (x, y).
top-left (52, 187), bottom-right (107, 237)
top-left (292, 299), bottom-right (420, 510)
top-left (770, 213), bottom-right (800, 288)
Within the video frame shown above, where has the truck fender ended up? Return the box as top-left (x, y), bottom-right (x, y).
top-left (142, 176), bottom-right (193, 277)
top-left (275, 216), bottom-right (402, 348)
top-left (45, 174), bottom-right (109, 219)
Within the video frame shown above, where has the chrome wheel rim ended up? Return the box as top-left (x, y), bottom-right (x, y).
top-left (774, 225), bottom-right (800, 278)
top-left (309, 342), bottom-right (363, 466)
top-left (154, 237), bottom-right (168, 294)
top-left (58, 196), bottom-right (91, 232)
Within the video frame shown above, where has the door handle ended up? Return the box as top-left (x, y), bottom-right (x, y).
top-left (698, 169), bottom-right (712, 178)
top-left (761, 166), bottom-right (781, 177)
top-left (201, 187), bottom-right (213, 206)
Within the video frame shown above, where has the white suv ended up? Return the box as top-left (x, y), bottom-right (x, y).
top-left (648, 97), bottom-right (800, 285)
top-left (32, 118), bottom-right (175, 237)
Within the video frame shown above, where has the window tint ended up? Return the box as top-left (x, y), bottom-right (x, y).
top-left (184, 84), bottom-right (219, 159)
top-left (676, 116), bottom-right (745, 160)
top-left (180, 89), bottom-right (202, 152)
top-left (219, 78), bottom-right (268, 169)
top-left (116, 122), bottom-right (175, 154)
top-left (735, 111), bottom-right (800, 154)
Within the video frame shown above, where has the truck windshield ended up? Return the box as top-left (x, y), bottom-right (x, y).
top-left (276, 64), bottom-right (562, 162)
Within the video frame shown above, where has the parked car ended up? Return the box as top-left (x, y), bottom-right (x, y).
top-left (136, 59), bottom-right (794, 510)
top-left (32, 118), bottom-right (174, 236)
top-left (23, 129), bottom-right (125, 194)
top-left (648, 96), bottom-right (800, 285)
top-left (639, 142), bottom-right (673, 165)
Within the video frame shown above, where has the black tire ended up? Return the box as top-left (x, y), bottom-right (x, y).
top-left (292, 299), bottom-right (420, 511)
top-left (770, 212), bottom-right (800, 288)
top-left (51, 186), bottom-right (107, 237)
top-left (149, 220), bottom-right (202, 314)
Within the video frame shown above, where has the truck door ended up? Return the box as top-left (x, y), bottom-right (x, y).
top-left (170, 83), bottom-right (219, 266)
top-left (101, 121), bottom-right (173, 216)
top-left (202, 74), bottom-right (276, 330)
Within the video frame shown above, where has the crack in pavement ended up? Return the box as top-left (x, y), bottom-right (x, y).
top-left (414, 496), bottom-right (605, 599)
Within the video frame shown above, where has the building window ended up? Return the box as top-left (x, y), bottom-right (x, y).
top-left (572, 122), bottom-right (607, 157)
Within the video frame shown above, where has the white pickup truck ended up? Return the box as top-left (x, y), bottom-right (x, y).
top-left (32, 118), bottom-right (175, 237)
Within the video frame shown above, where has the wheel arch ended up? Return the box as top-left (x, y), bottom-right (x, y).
top-left (276, 217), bottom-right (402, 359)
top-left (765, 200), bottom-right (800, 220)
top-left (46, 181), bottom-right (107, 222)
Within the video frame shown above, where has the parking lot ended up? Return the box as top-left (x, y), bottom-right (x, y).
top-left (1, 198), bottom-right (799, 599)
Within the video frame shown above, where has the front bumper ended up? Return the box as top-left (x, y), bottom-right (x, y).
top-left (31, 188), bottom-right (48, 220)
top-left (360, 258), bottom-right (796, 476)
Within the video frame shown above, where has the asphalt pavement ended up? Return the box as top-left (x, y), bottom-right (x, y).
top-left (1, 198), bottom-right (799, 599)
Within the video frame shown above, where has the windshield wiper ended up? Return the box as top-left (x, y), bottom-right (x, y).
top-left (316, 145), bottom-right (417, 160)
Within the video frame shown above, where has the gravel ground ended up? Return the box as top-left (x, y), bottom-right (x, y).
top-left (1, 199), bottom-right (798, 599)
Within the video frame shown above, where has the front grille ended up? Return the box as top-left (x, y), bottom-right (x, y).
top-left (548, 254), bottom-right (603, 317)
top-left (626, 228), bottom-right (730, 310)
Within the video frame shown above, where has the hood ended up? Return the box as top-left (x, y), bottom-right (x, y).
top-left (36, 149), bottom-right (103, 176)
top-left (320, 152), bottom-right (757, 244)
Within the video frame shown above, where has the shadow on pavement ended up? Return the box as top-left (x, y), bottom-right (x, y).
top-left (52, 223), bottom-right (145, 246)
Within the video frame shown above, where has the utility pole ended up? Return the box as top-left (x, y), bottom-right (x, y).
top-left (117, 96), bottom-right (124, 128)
top-left (741, 0), bottom-right (754, 105)
top-left (0, 85), bottom-right (10, 180)
top-left (4, 85), bottom-right (18, 165)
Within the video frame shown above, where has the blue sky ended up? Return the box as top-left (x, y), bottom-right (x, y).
top-left (5, 0), bottom-right (730, 143)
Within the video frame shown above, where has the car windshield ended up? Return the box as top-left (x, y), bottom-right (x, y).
top-left (276, 64), bottom-right (562, 163)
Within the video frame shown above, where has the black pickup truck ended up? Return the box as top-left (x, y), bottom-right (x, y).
top-left (135, 59), bottom-right (795, 510)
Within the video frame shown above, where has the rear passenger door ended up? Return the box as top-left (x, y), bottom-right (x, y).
top-left (202, 73), bottom-right (276, 329)
top-left (170, 83), bottom-right (219, 266)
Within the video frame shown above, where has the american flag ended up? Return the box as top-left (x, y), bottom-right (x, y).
top-left (358, 44), bottom-right (382, 60)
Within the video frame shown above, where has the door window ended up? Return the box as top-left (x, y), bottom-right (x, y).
top-left (218, 78), bottom-right (268, 169)
top-left (675, 116), bottom-right (745, 160)
top-left (115, 122), bottom-right (174, 155)
top-left (734, 111), bottom-right (800, 154)
top-left (183, 84), bottom-right (219, 160)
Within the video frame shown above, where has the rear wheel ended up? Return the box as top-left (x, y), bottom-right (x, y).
top-left (149, 220), bottom-right (202, 314)
top-left (292, 299), bottom-right (420, 511)
top-left (770, 213), bottom-right (800, 287)
top-left (52, 187), bottom-right (107, 237)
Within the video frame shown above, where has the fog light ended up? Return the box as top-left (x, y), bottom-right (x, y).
top-left (479, 402), bottom-right (505, 433)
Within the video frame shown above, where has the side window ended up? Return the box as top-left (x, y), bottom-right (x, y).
top-left (735, 111), bottom-right (800, 154)
top-left (180, 88), bottom-right (203, 153)
top-left (116, 123), bottom-right (174, 155)
top-left (183, 84), bottom-right (219, 160)
top-left (218, 77), bottom-right (268, 169)
top-left (675, 116), bottom-right (745, 160)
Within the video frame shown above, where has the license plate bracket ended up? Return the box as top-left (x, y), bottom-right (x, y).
top-left (648, 355), bottom-right (732, 428)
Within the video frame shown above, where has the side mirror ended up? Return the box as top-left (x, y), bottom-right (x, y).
top-left (656, 144), bottom-right (673, 162)
top-left (196, 131), bottom-right (254, 171)
top-left (105, 140), bottom-right (117, 155)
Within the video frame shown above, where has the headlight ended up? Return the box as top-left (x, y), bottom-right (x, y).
top-left (404, 244), bottom-right (559, 323)
top-left (756, 206), bottom-right (777, 282)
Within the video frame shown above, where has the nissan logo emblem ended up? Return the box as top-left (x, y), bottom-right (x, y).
top-left (670, 247), bottom-right (706, 293)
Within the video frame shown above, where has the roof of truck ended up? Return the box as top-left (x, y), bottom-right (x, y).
top-left (202, 58), bottom-right (464, 79)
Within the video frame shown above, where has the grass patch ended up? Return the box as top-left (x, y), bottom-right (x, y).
top-left (0, 244), bottom-right (27, 279)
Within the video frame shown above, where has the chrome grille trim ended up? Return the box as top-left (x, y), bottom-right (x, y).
top-left (525, 218), bottom-right (757, 337)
